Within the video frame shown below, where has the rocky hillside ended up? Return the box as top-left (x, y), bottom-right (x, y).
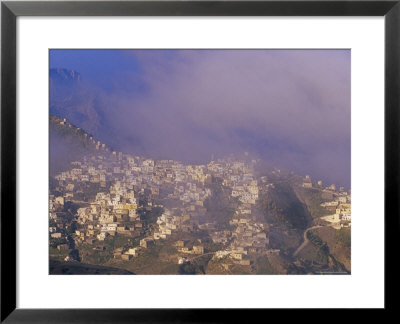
top-left (50, 115), bottom-right (111, 175)
top-left (50, 68), bottom-right (102, 136)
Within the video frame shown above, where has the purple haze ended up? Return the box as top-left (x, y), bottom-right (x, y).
top-left (50, 49), bottom-right (351, 188)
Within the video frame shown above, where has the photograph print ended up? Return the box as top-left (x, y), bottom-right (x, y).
top-left (49, 49), bottom-right (351, 275)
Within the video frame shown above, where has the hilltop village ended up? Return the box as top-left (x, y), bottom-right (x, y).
top-left (49, 118), bottom-right (351, 274)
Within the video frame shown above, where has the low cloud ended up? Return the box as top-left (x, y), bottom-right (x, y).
top-left (52, 49), bottom-right (351, 187)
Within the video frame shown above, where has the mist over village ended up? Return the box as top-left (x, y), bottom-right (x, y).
top-left (49, 50), bottom-right (351, 275)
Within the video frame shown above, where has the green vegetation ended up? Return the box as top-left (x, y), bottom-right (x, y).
top-left (229, 264), bottom-right (252, 275)
top-left (304, 229), bottom-right (348, 273)
top-left (105, 234), bottom-right (134, 251)
top-left (335, 227), bottom-right (351, 248)
top-left (49, 237), bottom-right (68, 249)
top-left (295, 187), bottom-right (331, 219)
top-left (179, 263), bottom-right (204, 275)
top-left (204, 178), bottom-right (236, 230)
top-left (159, 264), bottom-right (180, 274)
top-left (268, 228), bottom-right (301, 253)
top-left (258, 183), bottom-right (310, 230)
top-left (309, 227), bottom-right (351, 273)
top-left (111, 243), bottom-right (176, 274)
top-left (255, 256), bottom-right (278, 274)
top-left (190, 254), bottom-right (214, 273)
top-left (49, 247), bottom-right (69, 260)
top-left (159, 244), bottom-right (178, 255)
top-left (298, 243), bottom-right (321, 263)
top-left (307, 230), bottom-right (330, 264)
top-left (83, 248), bottom-right (112, 265)
top-left (78, 235), bottom-right (133, 265)
top-left (144, 206), bottom-right (164, 224)
top-left (68, 249), bottom-right (81, 261)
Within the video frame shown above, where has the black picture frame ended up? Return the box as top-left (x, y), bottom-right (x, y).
top-left (1, 0), bottom-right (399, 322)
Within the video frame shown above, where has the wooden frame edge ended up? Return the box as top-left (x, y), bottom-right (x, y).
top-left (1, 0), bottom-right (399, 322)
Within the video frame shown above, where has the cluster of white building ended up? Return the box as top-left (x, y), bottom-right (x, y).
top-left (51, 145), bottom-right (275, 265)
top-left (320, 190), bottom-right (351, 228)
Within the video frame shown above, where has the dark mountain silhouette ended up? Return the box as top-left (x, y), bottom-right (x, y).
top-left (50, 68), bottom-right (103, 137)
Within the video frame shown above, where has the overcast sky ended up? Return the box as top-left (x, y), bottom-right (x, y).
top-left (50, 49), bottom-right (351, 188)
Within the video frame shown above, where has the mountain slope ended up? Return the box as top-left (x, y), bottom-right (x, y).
top-left (50, 68), bottom-right (102, 136)
top-left (49, 115), bottom-right (111, 175)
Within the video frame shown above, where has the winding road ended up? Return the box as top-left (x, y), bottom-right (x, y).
top-left (293, 225), bottom-right (322, 257)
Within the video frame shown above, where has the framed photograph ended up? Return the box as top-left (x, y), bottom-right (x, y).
top-left (1, 0), bottom-right (398, 321)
